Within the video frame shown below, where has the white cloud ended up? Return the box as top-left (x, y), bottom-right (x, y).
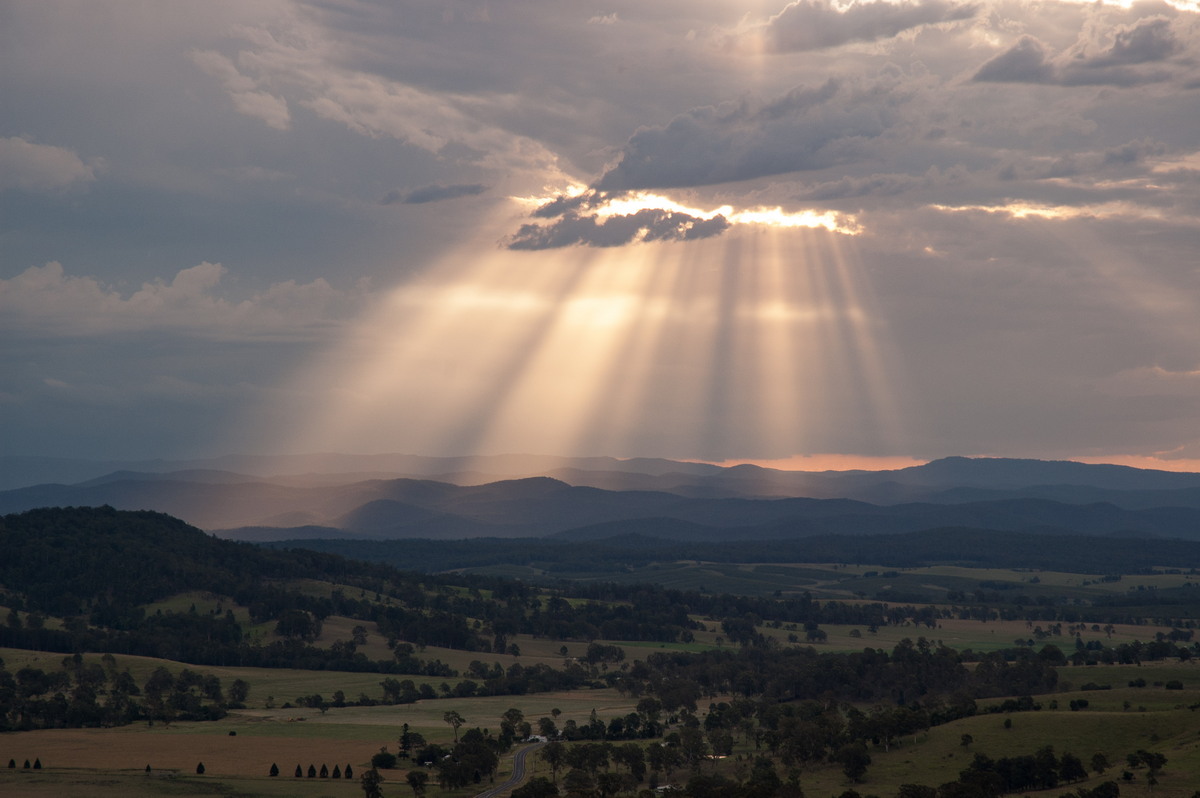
top-left (191, 9), bottom-right (562, 176)
top-left (191, 49), bottom-right (292, 130)
top-left (0, 261), bottom-right (364, 341)
top-left (0, 136), bottom-right (99, 191)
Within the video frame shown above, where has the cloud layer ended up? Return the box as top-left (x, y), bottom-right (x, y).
top-left (2, 0), bottom-right (1200, 465)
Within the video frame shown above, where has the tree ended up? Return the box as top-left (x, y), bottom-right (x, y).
top-left (371, 750), bottom-right (399, 769)
top-left (228, 678), bottom-right (250, 705)
top-left (1092, 752), bottom-right (1110, 774)
top-left (897, 786), bottom-right (937, 798)
top-left (361, 767), bottom-right (384, 798)
top-left (513, 776), bottom-right (560, 798)
top-left (295, 764), bottom-right (303, 777)
top-left (562, 768), bottom-right (594, 796)
top-left (275, 609), bottom-right (321, 641)
top-left (406, 769), bottom-right (429, 797)
top-left (835, 743), bottom-right (871, 783)
top-left (196, 762), bottom-right (205, 775)
top-left (443, 709), bottom-right (465, 742)
top-left (542, 740), bottom-right (567, 784)
top-left (1060, 752), bottom-right (1088, 783)
top-left (538, 716), bottom-right (559, 739)
top-left (269, 763), bottom-right (279, 777)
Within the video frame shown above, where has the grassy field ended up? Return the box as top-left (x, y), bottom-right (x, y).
top-left (7, 553), bottom-right (1200, 798)
top-left (0, 685), bottom-right (636, 798)
top-left (466, 559), bottom-right (1200, 607)
top-left (7, 654), bottom-right (1200, 796)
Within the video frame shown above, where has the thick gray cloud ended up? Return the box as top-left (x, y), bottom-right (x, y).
top-left (973, 36), bottom-right (1057, 83)
top-left (754, 0), bottom-right (979, 53)
top-left (975, 16), bottom-right (1186, 86)
top-left (595, 80), bottom-right (896, 190)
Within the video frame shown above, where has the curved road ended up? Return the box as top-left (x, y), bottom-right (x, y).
top-left (476, 741), bottom-right (545, 798)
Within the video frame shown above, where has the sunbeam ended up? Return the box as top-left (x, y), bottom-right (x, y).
top-left (261, 196), bottom-right (906, 464)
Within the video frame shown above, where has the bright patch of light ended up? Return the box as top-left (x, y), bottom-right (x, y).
top-left (930, 201), bottom-right (1167, 221)
top-left (729, 207), bottom-right (862, 235)
top-left (1044, 0), bottom-right (1198, 8)
top-left (588, 191), bottom-right (861, 235)
top-left (1151, 151), bottom-right (1200, 173)
top-left (511, 182), bottom-right (590, 208)
top-left (594, 192), bottom-right (716, 220)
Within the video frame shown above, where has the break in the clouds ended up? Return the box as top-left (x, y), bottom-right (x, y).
top-left (3, 0), bottom-right (1200, 467)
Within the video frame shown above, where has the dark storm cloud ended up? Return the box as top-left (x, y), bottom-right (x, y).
top-left (975, 18), bottom-right (1183, 87)
top-left (758, 0), bottom-right (979, 53)
top-left (595, 79), bottom-right (896, 191)
top-left (973, 36), bottom-right (1057, 83)
top-left (1085, 17), bottom-right (1178, 67)
top-left (382, 183), bottom-right (489, 204)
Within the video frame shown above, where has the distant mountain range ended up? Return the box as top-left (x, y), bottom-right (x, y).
top-left (3, 454), bottom-right (1200, 543)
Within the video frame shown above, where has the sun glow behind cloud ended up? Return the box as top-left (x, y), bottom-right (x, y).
top-left (262, 199), bottom-right (906, 464)
top-left (592, 192), bottom-right (863, 235)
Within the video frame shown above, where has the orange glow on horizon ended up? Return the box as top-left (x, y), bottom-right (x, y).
top-left (704, 453), bottom-right (1200, 474)
top-left (1071, 455), bottom-right (1200, 473)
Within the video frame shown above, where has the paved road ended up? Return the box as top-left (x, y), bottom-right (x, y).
top-left (475, 741), bottom-right (545, 798)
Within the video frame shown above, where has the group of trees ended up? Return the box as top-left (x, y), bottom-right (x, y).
top-left (0, 653), bottom-right (241, 730)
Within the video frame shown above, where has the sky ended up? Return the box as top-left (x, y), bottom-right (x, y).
top-left (3, 0), bottom-right (1200, 471)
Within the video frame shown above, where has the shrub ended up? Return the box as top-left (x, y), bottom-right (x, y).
top-left (371, 751), bottom-right (399, 769)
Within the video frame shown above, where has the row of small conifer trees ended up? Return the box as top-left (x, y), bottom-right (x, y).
top-left (188, 762), bottom-right (357, 778)
top-left (270, 762), bottom-right (353, 778)
top-left (8, 757), bottom-right (360, 779)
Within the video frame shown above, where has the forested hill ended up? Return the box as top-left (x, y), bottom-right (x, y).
top-left (0, 505), bottom-right (374, 617)
top-left (277, 527), bottom-right (1200, 576)
top-left (0, 506), bottom-right (899, 675)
